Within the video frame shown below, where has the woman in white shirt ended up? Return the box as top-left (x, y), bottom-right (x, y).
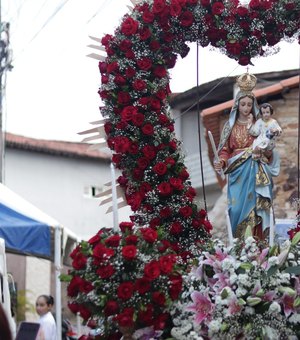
top-left (36, 295), bottom-right (57, 340)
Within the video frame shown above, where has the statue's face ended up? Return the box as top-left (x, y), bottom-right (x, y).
top-left (238, 96), bottom-right (253, 119)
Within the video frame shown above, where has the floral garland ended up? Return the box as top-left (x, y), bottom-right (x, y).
top-left (65, 222), bottom-right (188, 338)
top-left (66, 0), bottom-right (299, 338)
top-left (170, 231), bottom-right (300, 339)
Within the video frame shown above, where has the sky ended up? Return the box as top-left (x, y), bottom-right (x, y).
top-left (2, 0), bottom-right (299, 142)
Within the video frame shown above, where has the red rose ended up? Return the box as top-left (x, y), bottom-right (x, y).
top-left (101, 34), bottom-right (113, 47)
top-left (141, 227), bottom-right (158, 243)
top-left (121, 106), bottom-right (138, 122)
top-left (120, 17), bottom-right (139, 36)
top-left (122, 245), bottom-right (137, 260)
top-left (170, 2), bottom-right (182, 16)
top-left (96, 264), bottom-right (115, 279)
top-left (126, 192), bottom-right (142, 211)
top-left (117, 91), bottom-right (131, 106)
top-left (152, 0), bottom-right (167, 13)
top-left (169, 177), bottom-right (183, 190)
top-left (159, 254), bottom-right (176, 273)
top-left (119, 221), bottom-right (134, 233)
top-left (170, 221), bottom-right (183, 235)
top-left (169, 275), bottom-right (183, 300)
top-left (139, 26), bottom-right (151, 40)
top-left (149, 98), bottom-right (162, 111)
top-left (112, 154), bottom-right (122, 167)
top-left (114, 74), bottom-right (126, 86)
top-left (125, 66), bottom-right (136, 78)
top-left (285, 2), bottom-right (295, 10)
top-left (137, 157), bottom-right (149, 170)
top-left (150, 40), bottom-right (161, 51)
top-left (142, 10), bottom-right (155, 23)
top-left (249, 0), bottom-right (260, 9)
top-left (158, 239), bottom-right (171, 252)
top-left (72, 253), bottom-right (87, 270)
top-left (152, 291), bottom-right (166, 306)
top-left (153, 313), bottom-right (170, 331)
top-left (165, 157), bottom-right (175, 166)
top-left (125, 235), bottom-right (138, 245)
top-left (238, 55), bottom-right (251, 66)
top-left (67, 276), bottom-right (82, 297)
top-left (179, 168), bottom-right (189, 180)
top-left (79, 280), bottom-right (94, 294)
top-left (202, 219), bottom-right (213, 232)
top-left (133, 79), bottom-right (147, 91)
top-left (137, 57), bottom-right (152, 71)
top-left (129, 142), bottom-right (139, 155)
top-left (117, 282), bottom-right (134, 300)
top-left (101, 74), bottom-right (109, 84)
top-left (142, 123), bottom-right (154, 135)
top-left (68, 302), bottom-right (80, 314)
top-left (142, 145), bottom-right (156, 159)
top-left (119, 39), bottom-right (133, 52)
top-left (113, 136), bottom-right (131, 153)
top-left (93, 244), bottom-right (114, 262)
top-left (98, 61), bottom-right (107, 74)
top-left (163, 32), bottom-right (174, 43)
top-left (153, 65), bottom-right (167, 78)
top-left (179, 206), bottom-right (193, 217)
top-left (135, 277), bottom-right (151, 294)
top-left (133, 168), bottom-right (144, 180)
top-left (105, 235), bottom-right (121, 247)
top-left (115, 307), bottom-right (134, 328)
top-left (160, 206), bottom-right (172, 218)
top-left (78, 305), bottom-right (91, 320)
top-left (226, 41), bottom-right (242, 56)
top-left (212, 2), bottom-right (225, 15)
top-left (149, 217), bottom-right (161, 228)
top-left (132, 113), bottom-right (145, 126)
top-left (236, 6), bottom-right (248, 16)
top-left (138, 304), bottom-right (154, 325)
top-left (153, 162), bottom-right (167, 175)
top-left (157, 182), bottom-right (173, 196)
top-left (179, 10), bottom-right (194, 27)
top-left (200, 0), bottom-right (210, 6)
top-left (144, 260), bottom-right (161, 280)
top-left (107, 61), bottom-right (119, 74)
top-left (104, 300), bottom-right (119, 316)
top-left (140, 182), bottom-right (152, 195)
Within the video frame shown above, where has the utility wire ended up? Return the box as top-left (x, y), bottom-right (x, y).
top-left (86, 0), bottom-right (111, 25)
top-left (12, 0), bottom-right (71, 62)
top-left (174, 64), bottom-right (240, 121)
top-left (196, 43), bottom-right (207, 211)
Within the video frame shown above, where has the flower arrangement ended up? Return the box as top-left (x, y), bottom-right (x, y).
top-left (64, 222), bottom-right (190, 339)
top-left (171, 229), bottom-right (300, 339)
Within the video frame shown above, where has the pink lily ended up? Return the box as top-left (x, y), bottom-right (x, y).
top-left (186, 291), bottom-right (214, 324)
top-left (281, 292), bottom-right (296, 317)
top-left (228, 295), bottom-right (242, 315)
top-left (213, 272), bottom-right (232, 293)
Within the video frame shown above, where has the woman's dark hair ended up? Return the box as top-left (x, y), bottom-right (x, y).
top-left (38, 295), bottom-right (54, 306)
top-left (0, 304), bottom-right (12, 340)
top-left (260, 103), bottom-right (274, 115)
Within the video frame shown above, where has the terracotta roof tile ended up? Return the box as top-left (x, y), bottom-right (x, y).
top-left (201, 75), bottom-right (299, 117)
top-left (5, 132), bottom-right (111, 161)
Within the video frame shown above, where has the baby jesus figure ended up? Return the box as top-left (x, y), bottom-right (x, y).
top-left (247, 103), bottom-right (282, 158)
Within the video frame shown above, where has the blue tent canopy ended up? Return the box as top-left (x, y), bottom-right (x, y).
top-left (0, 183), bottom-right (60, 258)
top-left (0, 202), bottom-right (51, 257)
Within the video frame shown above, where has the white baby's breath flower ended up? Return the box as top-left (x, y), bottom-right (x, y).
top-left (208, 319), bottom-right (221, 335)
top-left (268, 301), bottom-right (281, 313)
top-left (229, 273), bottom-right (238, 285)
top-left (268, 256), bottom-right (279, 266)
top-left (238, 274), bottom-right (251, 287)
top-left (221, 257), bottom-right (235, 271)
top-left (244, 306), bottom-right (255, 315)
top-left (236, 287), bottom-right (248, 297)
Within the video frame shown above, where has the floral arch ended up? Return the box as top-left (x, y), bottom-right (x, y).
top-left (66, 0), bottom-right (299, 338)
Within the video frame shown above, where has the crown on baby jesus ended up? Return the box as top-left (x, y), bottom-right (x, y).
top-left (236, 73), bottom-right (257, 93)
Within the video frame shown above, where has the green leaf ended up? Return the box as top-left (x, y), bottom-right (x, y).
top-left (283, 266), bottom-right (300, 275)
top-left (267, 265), bottom-right (278, 277)
top-left (291, 231), bottom-right (300, 246)
top-left (293, 297), bottom-right (300, 308)
top-left (239, 262), bottom-right (253, 271)
top-left (59, 274), bottom-right (72, 282)
top-left (221, 288), bottom-right (228, 299)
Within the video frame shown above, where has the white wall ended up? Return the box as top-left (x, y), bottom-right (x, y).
top-left (4, 149), bottom-right (131, 240)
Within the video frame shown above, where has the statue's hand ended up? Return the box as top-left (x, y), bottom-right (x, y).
top-left (247, 113), bottom-right (254, 129)
top-left (214, 160), bottom-right (224, 172)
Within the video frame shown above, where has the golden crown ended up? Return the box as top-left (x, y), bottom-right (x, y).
top-left (236, 73), bottom-right (257, 93)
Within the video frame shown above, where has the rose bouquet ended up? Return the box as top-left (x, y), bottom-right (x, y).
top-left (63, 222), bottom-right (189, 339)
top-left (171, 230), bottom-right (300, 339)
